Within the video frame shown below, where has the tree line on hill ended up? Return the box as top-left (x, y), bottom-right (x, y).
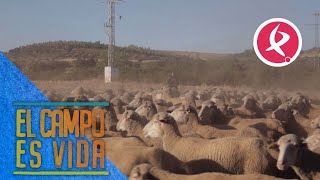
top-left (4, 41), bottom-right (320, 90)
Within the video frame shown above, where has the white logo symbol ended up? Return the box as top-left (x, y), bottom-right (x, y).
top-left (265, 24), bottom-right (290, 57)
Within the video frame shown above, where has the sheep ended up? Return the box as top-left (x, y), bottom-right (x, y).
top-left (127, 95), bottom-right (152, 110)
top-left (171, 105), bottom-right (273, 140)
top-left (110, 97), bottom-right (127, 115)
top-left (100, 136), bottom-right (147, 147)
top-left (143, 112), bottom-right (276, 174)
top-left (197, 100), bottom-right (230, 125)
top-left (272, 103), bottom-right (311, 137)
top-left (270, 134), bottom-right (320, 180)
top-left (311, 116), bottom-right (320, 129)
top-left (157, 86), bottom-right (180, 100)
top-left (120, 91), bottom-right (134, 104)
top-left (228, 117), bottom-right (287, 142)
top-left (71, 86), bottom-right (95, 98)
top-left (262, 95), bottom-right (282, 111)
top-left (129, 164), bottom-right (287, 180)
top-left (304, 134), bottom-right (320, 154)
top-left (101, 89), bottom-right (114, 101)
top-left (135, 100), bottom-right (157, 120)
top-left (86, 126), bottom-right (186, 176)
top-left (104, 143), bottom-right (188, 176)
top-left (117, 110), bottom-right (162, 148)
top-left (153, 99), bottom-right (172, 113)
top-left (92, 105), bottom-right (118, 131)
top-left (287, 93), bottom-right (312, 115)
top-left (233, 95), bottom-right (266, 119)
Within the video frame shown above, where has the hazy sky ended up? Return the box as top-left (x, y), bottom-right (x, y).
top-left (0, 0), bottom-right (319, 53)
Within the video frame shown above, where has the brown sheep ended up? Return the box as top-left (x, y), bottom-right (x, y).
top-left (111, 97), bottom-right (127, 115)
top-left (172, 105), bottom-right (272, 140)
top-left (304, 134), bottom-right (320, 154)
top-left (92, 105), bottom-right (118, 131)
top-left (129, 164), bottom-right (287, 180)
top-left (197, 100), bottom-right (230, 125)
top-left (154, 99), bottom-right (172, 113)
top-left (105, 144), bottom-right (188, 176)
top-left (270, 134), bottom-right (320, 180)
top-left (287, 93), bottom-right (312, 115)
top-left (228, 117), bottom-right (287, 142)
top-left (143, 112), bottom-right (276, 175)
top-left (311, 116), bottom-right (320, 129)
top-left (135, 100), bottom-right (158, 120)
top-left (272, 103), bottom-right (310, 137)
top-left (71, 86), bottom-right (96, 98)
top-left (120, 91), bottom-right (134, 104)
top-left (101, 89), bottom-right (114, 101)
top-left (262, 95), bottom-right (282, 111)
top-left (127, 95), bottom-right (152, 110)
top-left (233, 95), bottom-right (266, 119)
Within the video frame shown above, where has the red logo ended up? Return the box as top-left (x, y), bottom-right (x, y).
top-left (253, 18), bottom-right (302, 67)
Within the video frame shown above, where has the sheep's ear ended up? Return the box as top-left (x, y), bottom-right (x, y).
top-left (291, 109), bottom-right (298, 115)
top-left (268, 142), bottom-right (278, 149)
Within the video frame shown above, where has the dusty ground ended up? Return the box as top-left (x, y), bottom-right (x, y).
top-left (33, 79), bottom-right (320, 100)
top-left (33, 79), bottom-right (162, 95)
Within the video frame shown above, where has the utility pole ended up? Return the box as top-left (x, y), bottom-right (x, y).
top-left (104, 0), bottom-right (122, 83)
top-left (314, 12), bottom-right (320, 48)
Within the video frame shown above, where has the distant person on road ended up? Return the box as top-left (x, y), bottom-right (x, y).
top-left (166, 72), bottom-right (179, 88)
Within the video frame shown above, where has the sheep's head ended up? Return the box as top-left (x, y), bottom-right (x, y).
top-left (311, 117), bottom-right (320, 129)
top-left (135, 100), bottom-right (157, 120)
top-left (129, 164), bottom-right (153, 180)
top-left (198, 100), bottom-right (219, 125)
top-left (120, 92), bottom-right (134, 104)
top-left (116, 110), bottom-right (143, 132)
top-left (74, 95), bottom-right (89, 110)
top-left (127, 97), bottom-right (145, 110)
top-left (262, 95), bottom-right (282, 111)
top-left (143, 112), bottom-right (177, 138)
top-left (111, 98), bottom-right (126, 114)
top-left (196, 90), bottom-right (209, 101)
top-left (210, 91), bottom-right (226, 106)
top-left (243, 95), bottom-right (258, 110)
top-left (269, 134), bottom-right (305, 170)
top-left (170, 105), bottom-right (198, 125)
top-left (304, 134), bottom-right (320, 152)
top-left (170, 105), bottom-right (186, 123)
top-left (289, 94), bottom-right (311, 115)
top-left (271, 103), bottom-right (296, 124)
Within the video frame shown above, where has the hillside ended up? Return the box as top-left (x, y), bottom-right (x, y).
top-left (4, 41), bottom-right (320, 89)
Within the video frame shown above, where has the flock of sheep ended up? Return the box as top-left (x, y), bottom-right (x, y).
top-left (43, 85), bottom-right (320, 180)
